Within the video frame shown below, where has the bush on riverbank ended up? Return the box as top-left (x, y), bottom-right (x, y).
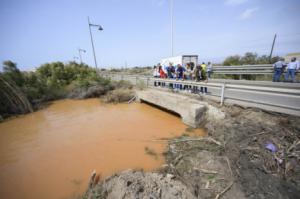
top-left (103, 89), bottom-right (135, 103)
top-left (0, 60), bottom-right (133, 118)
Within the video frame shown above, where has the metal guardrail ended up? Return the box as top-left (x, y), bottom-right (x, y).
top-left (212, 64), bottom-right (272, 75)
top-left (103, 64), bottom-right (300, 76)
top-left (103, 74), bottom-right (300, 116)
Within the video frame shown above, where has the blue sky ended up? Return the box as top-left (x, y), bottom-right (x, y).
top-left (0, 0), bottom-right (300, 70)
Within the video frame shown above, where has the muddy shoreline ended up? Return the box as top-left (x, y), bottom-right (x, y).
top-left (84, 98), bottom-right (300, 199)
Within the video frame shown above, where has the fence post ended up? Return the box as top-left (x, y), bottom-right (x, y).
top-left (135, 76), bottom-right (138, 85)
top-left (121, 75), bottom-right (124, 81)
top-left (220, 83), bottom-right (226, 106)
top-left (146, 78), bottom-right (149, 87)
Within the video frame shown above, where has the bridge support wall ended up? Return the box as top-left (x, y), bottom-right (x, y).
top-left (137, 89), bottom-right (206, 127)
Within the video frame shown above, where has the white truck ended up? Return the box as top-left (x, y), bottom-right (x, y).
top-left (160, 55), bottom-right (198, 68)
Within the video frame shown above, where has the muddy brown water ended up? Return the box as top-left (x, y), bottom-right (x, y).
top-left (0, 99), bottom-right (205, 199)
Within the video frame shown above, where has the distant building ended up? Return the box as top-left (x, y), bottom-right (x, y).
top-left (284, 52), bottom-right (300, 62)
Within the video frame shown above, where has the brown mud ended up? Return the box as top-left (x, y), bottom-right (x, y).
top-left (85, 100), bottom-right (300, 199)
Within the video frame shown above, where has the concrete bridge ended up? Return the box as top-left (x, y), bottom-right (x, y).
top-left (104, 74), bottom-right (300, 117)
top-left (137, 89), bottom-right (207, 127)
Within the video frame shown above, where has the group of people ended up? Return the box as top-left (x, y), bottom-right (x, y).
top-left (153, 62), bottom-right (213, 81)
top-left (152, 62), bottom-right (212, 94)
top-left (273, 57), bottom-right (300, 82)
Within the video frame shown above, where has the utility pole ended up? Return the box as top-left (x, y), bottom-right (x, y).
top-left (73, 56), bottom-right (79, 62)
top-left (170, 0), bottom-right (174, 56)
top-left (78, 48), bottom-right (86, 64)
top-left (88, 17), bottom-right (103, 69)
top-left (269, 34), bottom-right (277, 63)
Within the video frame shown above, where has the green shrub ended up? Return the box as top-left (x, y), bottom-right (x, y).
top-left (135, 80), bottom-right (147, 90)
top-left (111, 80), bottom-right (133, 90)
top-left (103, 89), bottom-right (135, 103)
top-left (0, 60), bottom-right (125, 116)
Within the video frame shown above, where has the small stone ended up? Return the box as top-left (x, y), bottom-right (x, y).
top-left (127, 181), bottom-right (132, 186)
top-left (166, 174), bottom-right (175, 179)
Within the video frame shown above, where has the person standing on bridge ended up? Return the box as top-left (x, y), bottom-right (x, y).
top-left (158, 65), bottom-right (166, 78)
top-left (184, 63), bottom-right (192, 80)
top-left (153, 65), bottom-right (159, 78)
top-left (272, 58), bottom-right (286, 82)
top-left (200, 65), bottom-right (208, 95)
top-left (193, 64), bottom-right (201, 81)
top-left (201, 62), bottom-right (207, 80)
top-left (167, 63), bottom-right (175, 79)
top-left (296, 58), bottom-right (300, 82)
top-left (207, 62), bottom-right (212, 79)
top-left (153, 65), bottom-right (159, 87)
top-left (285, 57), bottom-right (298, 82)
top-left (176, 64), bottom-right (185, 80)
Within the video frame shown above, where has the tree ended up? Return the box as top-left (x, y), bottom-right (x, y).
top-left (222, 52), bottom-right (283, 80)
top-left (223, 52), bottom-right (283, 66)
top-left (270, 56), bottom-right (282, 64)
top-left (256, 55), bottom-right (269, 64)
top-left (240, 52), bottom-right (257, 65)
top-left (3, 60), bottom-right (20, 73)
top-left (223, 55), bottom-right (241, 66)
top-left (2, 60), bottom-right (24, 86)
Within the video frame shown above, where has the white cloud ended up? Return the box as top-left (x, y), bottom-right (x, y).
top-left (225, 0), bottom-right (248, 6)
top-left (239, 7), bottom-right (259, 19)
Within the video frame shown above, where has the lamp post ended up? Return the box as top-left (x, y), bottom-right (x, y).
top-left (88, 17), bottom-right (103, 69)
top-left (78, 48), bottom-right (86, 64)
top-left (73, 56), bottom-right (79, 62)
top-left (170, 0), bottom-right (174, 56)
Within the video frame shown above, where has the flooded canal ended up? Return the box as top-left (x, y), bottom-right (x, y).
top-left (0, 99), bottom-right (205, 199)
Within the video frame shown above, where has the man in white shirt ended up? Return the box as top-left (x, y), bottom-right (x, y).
top-left (296, 59), bottom-right (300, 82)
top-left (296, 59), bottom-right (300, 70)
top-left (206, 62), bottom-right (213, 79)
top-left (272, 58), bottom-right (285, 82)
top-left (285, 57), bottom-right (298, 82)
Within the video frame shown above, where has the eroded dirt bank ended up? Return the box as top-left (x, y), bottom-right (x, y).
top-left (85, 100), bottom-right (300, 199)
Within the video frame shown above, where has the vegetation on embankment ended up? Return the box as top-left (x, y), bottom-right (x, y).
top-left (0, 60), bottom-right (134, 119)
top-left (216, 52), bottom-right (283, 80)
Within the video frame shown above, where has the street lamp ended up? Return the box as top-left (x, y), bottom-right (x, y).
top-left (73, 56), bottom-right (79, 62)
top-left (170, 0), bottom-right (174, 56)
top-left (88, 17), bottom-right (103, 69)
top-left (78, 48), bottom-right (86, 64)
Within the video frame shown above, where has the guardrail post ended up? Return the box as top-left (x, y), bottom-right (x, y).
top-left (220, 83), bottom-right (226, 106)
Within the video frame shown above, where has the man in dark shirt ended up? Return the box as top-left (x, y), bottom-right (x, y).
top-left (167, 63), bottom-right (175, 79)
top-left (176, 64), bottom-right (185, 80)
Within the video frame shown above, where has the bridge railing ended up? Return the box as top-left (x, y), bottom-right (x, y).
top-left (103, 74), bottom-right (300, 116)
top-left (101, 64), bottom-right (300, 76)
top-left (212, 64), bottom-right (274, 75)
